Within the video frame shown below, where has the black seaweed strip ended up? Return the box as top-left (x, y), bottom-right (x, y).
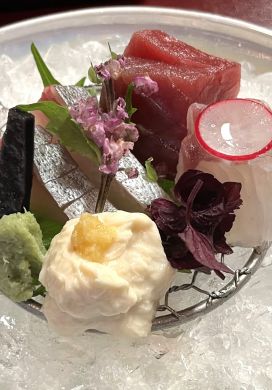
top-left (0, 108), bottom-right (34, 217)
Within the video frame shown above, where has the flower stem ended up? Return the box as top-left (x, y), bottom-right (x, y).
top-left (95, 173), bottom-right (114, 213)
top-left (104, 79), bottom-right (115, 112)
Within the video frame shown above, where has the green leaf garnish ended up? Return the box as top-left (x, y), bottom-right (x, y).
top-left (125, 83), bottom-right (137, 120)
top-left (18, 101), bottom-right (101, 164)
top-left (158, 178), bottom-right (175, 196)
top-left (86, 87), bottom-right (98, 96)
top-left (88, 63), bottom-right (101, 84)
top-left (75, 76), bottom-right (86, 87)
top-left (35, 214), bottom-right (63, 250)
top-left (108, 42), bottom-right (118, 60)
top-left (31, 43), bottom-right (61, 87)
top-left (32, 284), bottom-right (46, 297)
top-left (145, 157), bottom-right (158, 182)
top-left (178, 269), bottom-right (192, 274)
top-left (144, 158), bottom-right (174, 195)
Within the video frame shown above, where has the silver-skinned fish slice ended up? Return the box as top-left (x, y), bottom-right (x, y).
top-left (53, 85), bottom-right (166, 212)
top-left (34, 125), bottom-right (114, 218)
top-left (0, 103), bottom-right (114, 218)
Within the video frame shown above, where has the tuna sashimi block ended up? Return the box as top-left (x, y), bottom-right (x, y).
top-left (124, 30), bottom-right (241, 86)
top-left (115, 45), bottom-right (241, 177)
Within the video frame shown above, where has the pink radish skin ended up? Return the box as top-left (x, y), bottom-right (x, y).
top-left (176, 99), bottom-right (272, 248)
top-left (195, 98), bottom-right (272, 162)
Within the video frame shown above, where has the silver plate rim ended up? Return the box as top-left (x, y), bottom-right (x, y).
top-left (0, 6), bottom-right (271, 42)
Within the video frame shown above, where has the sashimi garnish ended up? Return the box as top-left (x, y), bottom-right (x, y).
top-left (195, 98), bottom-right (272, 161)
top-left (149, 170), bottom-right (242, 276)
top-left (0, 108), bottom-right (34, 217)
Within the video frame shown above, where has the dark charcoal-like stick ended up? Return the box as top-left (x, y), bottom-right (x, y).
top-left (0, 108), bottom-right (34, 217)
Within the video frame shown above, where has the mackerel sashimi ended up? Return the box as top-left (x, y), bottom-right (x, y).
top-left (115, 30), bottom-right (241, 177)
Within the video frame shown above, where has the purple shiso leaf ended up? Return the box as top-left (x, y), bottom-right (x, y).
top-left (162, 233), bottom-right (226, 279)
top-left (223, 182), bottom-right (243, 212)
top-left (213, 214), bottom-right (235, 255)
top-left (175, 169), bottom-right (223, 210)
top-left (149, 198), bottom-right (186, 235)
top-left (179, 226), bottom-right (232, 273)
top-left (161, 234), bottom-right (201, 270)
top-left (176, 170), bottom-right (242, 233)
top-left (150, 169), bottom-right (242, 275)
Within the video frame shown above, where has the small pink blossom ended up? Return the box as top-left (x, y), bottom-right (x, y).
top-left (133, 76), bottom-right (159, 97)
top-left (95, 56), bottom-right (126, 81)
top-left (88, 122), bottom-right (105, 148)
top-left (114, 97), bottom-right (128, 121)
top-left (116, 55), bottom-right (126, 67)
top-left (113, 122), bottom-right (139, 143)
top-left (100, 138), bottom-right (123, 174)
top-left (100, 138), bottom-right (134, 175)
top-left (69, 96), bottom-right (99, 127)
top-left (94, 64), bottom-right (111, 80)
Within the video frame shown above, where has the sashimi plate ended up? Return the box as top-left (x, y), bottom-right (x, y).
top-left (0, 7), bottom-right (272, 332)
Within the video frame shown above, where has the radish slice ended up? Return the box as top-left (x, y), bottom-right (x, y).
top-left (195, 99), bottom-right (272, 161)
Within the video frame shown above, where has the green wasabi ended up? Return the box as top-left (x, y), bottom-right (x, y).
top-left (0, 212), bottom-right (46, 302)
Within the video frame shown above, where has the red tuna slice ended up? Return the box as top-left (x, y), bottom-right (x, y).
top-left (114, 56), bottom-right (240, 178)
top-left (124, 30), bottom-right (241, 80)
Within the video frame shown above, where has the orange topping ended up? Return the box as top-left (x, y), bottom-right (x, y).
top-left (71, 213), bottom-right (117, 262)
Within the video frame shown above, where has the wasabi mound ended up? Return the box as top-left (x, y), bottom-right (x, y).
top-left (0, 212), bottom-right (45, 302)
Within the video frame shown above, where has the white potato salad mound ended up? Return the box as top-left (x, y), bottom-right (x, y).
top-left (39, 211), bottom-right (175, 337)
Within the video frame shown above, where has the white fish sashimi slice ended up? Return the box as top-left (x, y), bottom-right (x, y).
top-left (176, 103), bottom-right (206, 179)
top-left (176, 99), bottom-right (272, 248)
top-left (53, 85), bottom-right (165, 212)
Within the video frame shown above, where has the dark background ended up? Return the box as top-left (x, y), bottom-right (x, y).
top-left (0, 0), bottom-right (271, 28)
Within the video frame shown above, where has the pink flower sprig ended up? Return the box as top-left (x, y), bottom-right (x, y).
top-left (94, 56), bottom-right (126, 81)
top-left (73, 53), bottom-right (158, 176)
top-left (133, 76), bottom-right (159, 97)
top-left (69, 96), bottom-right (139, 175)
top-left (93, 57), bottom-right (159, 99)
top-left (124, 75), bottom-right (159, 120)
